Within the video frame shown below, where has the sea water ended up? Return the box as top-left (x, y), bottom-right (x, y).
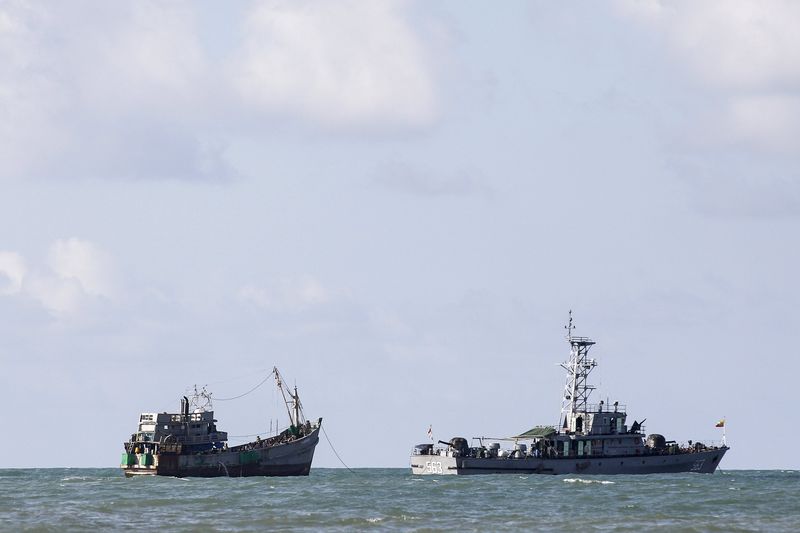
top-left (0, 468), bottom-right (797, 531)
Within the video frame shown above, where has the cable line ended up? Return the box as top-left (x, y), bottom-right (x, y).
top-left (322, 425), bottom-right (355, 474)
top-left (214, 370), bottom-right (275, 401)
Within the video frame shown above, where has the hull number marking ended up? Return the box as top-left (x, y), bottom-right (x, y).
top-left (425, 461), bottom-right (443, 474)
top-left (690, 459), bottom-right (706, 472)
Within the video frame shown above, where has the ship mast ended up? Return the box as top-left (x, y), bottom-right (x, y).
top-left (559, 311), bottom-right (596, 432)
top-left (274, 367), bottom-right (304, 428)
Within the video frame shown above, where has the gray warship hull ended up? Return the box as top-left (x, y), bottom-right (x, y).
top-left (411, 446), bottom-right (727, 475)
top-left (411, 313), bottom-right (730, 476)
top-left (123, 426), bottom-right (320, 478)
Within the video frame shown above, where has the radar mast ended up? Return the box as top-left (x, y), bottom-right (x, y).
top-left (188, 385), bottom-right (213, 412)
top-left (559, 311), bottom-right (596, 432)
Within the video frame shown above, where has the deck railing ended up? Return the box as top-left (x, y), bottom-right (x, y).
top-left (580, 403), bottom-right (627, 413)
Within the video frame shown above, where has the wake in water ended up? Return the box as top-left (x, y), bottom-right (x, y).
top-left (563, 478), bottom-right (615, 484)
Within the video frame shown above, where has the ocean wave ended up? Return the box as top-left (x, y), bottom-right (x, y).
top-left (4, 469), bottom-right (797, 532)
top-left (563, 478), bottom-right (615, 485)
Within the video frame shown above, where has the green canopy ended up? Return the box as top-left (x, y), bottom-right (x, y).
top-left (513, 426), bottom-right (556, 439)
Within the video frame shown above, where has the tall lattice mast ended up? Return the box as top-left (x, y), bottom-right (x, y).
top-left (559, 311), bottom-right (596, 431)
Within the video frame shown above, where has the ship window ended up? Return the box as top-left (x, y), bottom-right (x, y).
top-left (164, 425), bottom-right (168, 430)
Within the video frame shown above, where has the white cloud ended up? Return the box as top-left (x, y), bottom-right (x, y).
top-left (234, 0), bottom-right (437, 128)
top-left (618, 1), bottom-right (800, 89)
top-left (0, 251), bottom-right (26, 295)
top-left (726, 94), bottom-right (800, 151)
top-left (0, 1), bottom-right (441, 182)
top-left (238, 276), bottom-right (334, 312)
top-left (617, 0), bottom-right (800, 151)
top-left (70, 2), bottom-right (207, 115)
top-left (0, 1), bottom-right (230, 181)
top-left (46, 238), bottom-right (116, 299)
top-left (25, 275), bottom-right (85, 316)
top-left (0, 239), bottom-right (117, 316)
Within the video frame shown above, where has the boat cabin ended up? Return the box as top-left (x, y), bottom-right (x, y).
top-left (125, 396), bottom-right (228, 454)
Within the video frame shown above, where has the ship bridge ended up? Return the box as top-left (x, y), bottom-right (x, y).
top-left (128, 395), bottom-right (227, 453)
top-left (566, 401), bottom-right (632, 436)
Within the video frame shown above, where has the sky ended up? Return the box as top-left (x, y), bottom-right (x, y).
top-left (1, 0), bottom-right (798, 470)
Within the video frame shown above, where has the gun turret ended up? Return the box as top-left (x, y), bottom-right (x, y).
top-left (439, 437), bottom-right (469, 456)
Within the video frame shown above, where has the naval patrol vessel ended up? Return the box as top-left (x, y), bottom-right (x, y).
top-left (121, 367), bottom-right (321, 477)
top-left (411, 313), bottom-right (728, 475)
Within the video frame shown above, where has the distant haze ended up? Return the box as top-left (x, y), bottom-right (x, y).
top-left (1, 0), bottom-right (798, 470)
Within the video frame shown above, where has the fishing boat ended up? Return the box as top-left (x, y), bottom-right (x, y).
top-left (411, 313), bottom-right (728, 475)
top-left (121, 367), bottom-right (321, 477)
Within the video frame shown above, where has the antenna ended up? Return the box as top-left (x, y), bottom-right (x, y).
top-left (188, 384), bottom-right (213, 412)
top-left (565, 309), bottom-right (575, 341)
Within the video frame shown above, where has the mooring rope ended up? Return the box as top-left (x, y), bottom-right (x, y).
top-left (214, 370), bottom-right (275, 401)
top-left (322, 425), bottom-right (356, 474)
